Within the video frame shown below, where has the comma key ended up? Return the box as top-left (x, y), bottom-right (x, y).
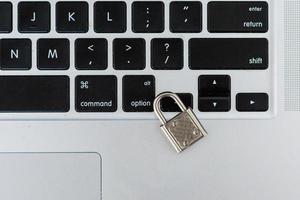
top-left (122, 75), bottom-right (155, 112)
top-left (75, 75), bottom-right (117, 112)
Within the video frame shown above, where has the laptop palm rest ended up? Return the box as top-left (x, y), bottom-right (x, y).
top-left (0, 152), bottom-right (101, 200)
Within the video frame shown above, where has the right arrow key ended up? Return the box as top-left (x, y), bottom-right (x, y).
top-left (236, 93), bottom-right (269, 112)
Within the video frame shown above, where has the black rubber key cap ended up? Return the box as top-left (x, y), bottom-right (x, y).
top-left (76, 76), bottom-right (117, 112)
top-left (94, 2), bottom-right (127, 33)
top-left (236, 93), bottom-right (269, 112)
top-left (198, 75), bottom-right (231, 112)
top-left (113, 38), bottom-right (146, 70)
top-left (0, 39), bottom-right (32, 70)
top-left (0, 2), bottom-right (12, 33)
top-left (151, 38), bottom-right (183, 70)
top-left (199, 75), bottom-right (231, 97)
top-left (75, 39), bottom-right (108, 70)
top-left (132, 1), bottom-right (164, 33)
top-left (56, 2), bottom-right (88, 33)
top-left (18, 2), bottom-right (51, 33)
top-left (161, 93), bottom-right (193, 112)
top-left (123, 75), bottom-right (155, 112)
top-left (189, 38), bottom-right (268, 70)
top-left (170, 1), bottom-right (202, 33)
top-left (199, 97), bottom-right (231, 112)
top-left (37, 39), bottom-right (70, 70)
top-left (208, 1), bottom-right (268, 33)
top-left (0, 76), bottom-right (70, 112)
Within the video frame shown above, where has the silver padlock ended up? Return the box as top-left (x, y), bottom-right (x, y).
top-left (154, 92), bottom-right (208, 153)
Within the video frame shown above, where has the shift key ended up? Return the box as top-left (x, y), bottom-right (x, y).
top-left (208, 1), bottom-right (268, 33)
top-left (189, 38), bottom-right (268, 70)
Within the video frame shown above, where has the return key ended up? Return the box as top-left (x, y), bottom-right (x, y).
top-left (208, 1), bottom-right (268, 33)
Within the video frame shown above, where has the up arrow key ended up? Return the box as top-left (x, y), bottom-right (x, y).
top-left (213, 102), bottom-right (217, 107)
top-left (213, 80), bottom-right (217, 85)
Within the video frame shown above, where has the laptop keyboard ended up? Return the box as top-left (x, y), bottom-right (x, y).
top-left (0, 0), bottom-right (274, 119)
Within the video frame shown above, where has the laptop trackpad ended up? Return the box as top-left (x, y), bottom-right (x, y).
top-left (0, 152), bottom-right (101, 200)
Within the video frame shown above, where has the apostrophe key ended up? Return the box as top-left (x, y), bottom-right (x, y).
top-left (170, 1), bottom-right (202, 33)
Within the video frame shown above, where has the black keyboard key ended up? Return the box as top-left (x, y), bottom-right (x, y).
top-left (208, 1), bottom-right (268, 33)
top-left (56, 2), bottom-right (88, 33)
top-left (0, 39), bottom-right (32, 70)
top-left (123, 75), bottom-right (155, 112)
top-left (37, 39), bottom-right (70, 70)
top-left (0, 76), bottom-right (69, 112)
top-left (199, 75), bottom-right (231, 97)
top-left (170, 1), bottom-right (202, 33)
top-left (0, 2), bottom-right (12, 33)
top-left (198, 75), bottom-right (231, 112)
top-left (75, 76), bottom-right (117, 112)
top-left (151, 38), bottom-right (183, 70)
top-left (189, 38), bottom-right (268, 70)
top-left (199, 96), bottom-right (231, 112)
top-left (236, 93), bottom-right (269, 112)
top-left (94, 2), bottom-right (127, 33)
top-left (75, 39), bottom-right (108, 70)
top-left (161, 93), bottom-right (193, 112)
top-left (113, 38), bottom-right (146, 70)
top-left (18, 2), bottom-right (50, 33)
top-left (132, 1), bottom-right (164, 33)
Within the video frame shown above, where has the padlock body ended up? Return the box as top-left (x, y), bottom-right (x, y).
top-left (160, 108), bottom-right (207, 153)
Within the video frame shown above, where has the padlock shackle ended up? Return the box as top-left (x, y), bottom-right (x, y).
top-left (153, 92), bottom-right (188, 124)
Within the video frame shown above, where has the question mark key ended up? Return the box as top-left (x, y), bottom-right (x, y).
top-left (151, 38), bottom-right (184, 70)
